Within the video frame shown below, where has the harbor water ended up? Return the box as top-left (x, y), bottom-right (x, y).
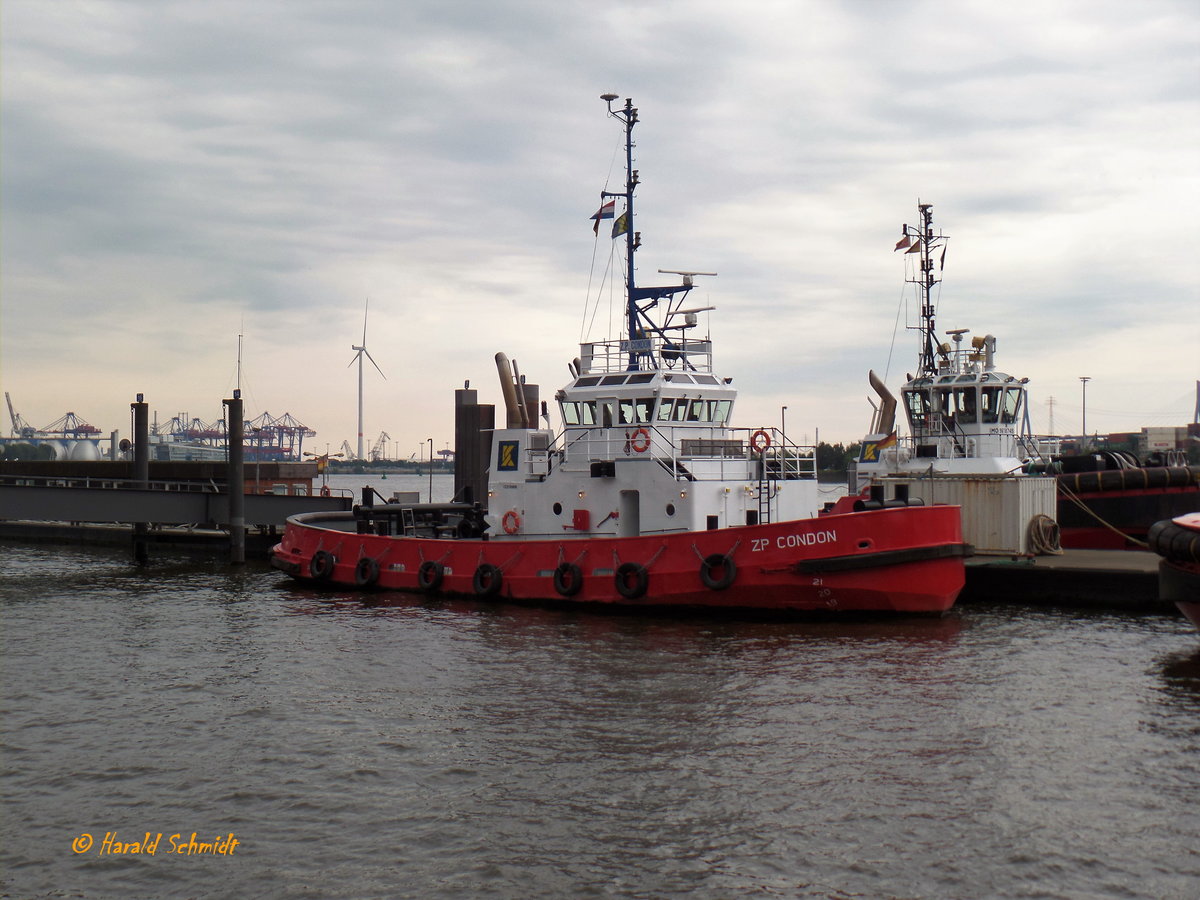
top-left (2, 474), bottom-right (1198, 899)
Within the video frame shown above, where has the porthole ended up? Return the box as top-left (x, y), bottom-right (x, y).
top-left (552, 502), bottom-right (563, 516)
top-left (665, 503), bottom-right (676, 516)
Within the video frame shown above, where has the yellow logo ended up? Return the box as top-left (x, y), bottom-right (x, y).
top-left (498, 440), bottom-right (518, 471)
top-left (858, 433), bottom-right (896, 463)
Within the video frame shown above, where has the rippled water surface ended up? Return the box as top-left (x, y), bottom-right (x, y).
top-left (2, 541), bottom-right (1198, 899)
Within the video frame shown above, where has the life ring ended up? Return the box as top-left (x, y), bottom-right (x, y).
top-left (473, 563), bottom-right (503, 598)
top-left (553, 562), bottom-right (583, 597)
top-left (699, 553), bottom-right (737, 590)
top-left (502, 510), bottom-right (521, 535)
top-left (630, 427), bottom-right (651, 453)
top-left (417, 560), bottom-right (444, 592)
top-left (354, 556), bottom-right (380, 588)
top-left (309, 550), bottom-right (336, 581)
top-left (614, 562), bottom-right (649, 600)
top-left (750, 430), bottom-right (772, 454)
top-left (320, 485), bottom-right (331, 497)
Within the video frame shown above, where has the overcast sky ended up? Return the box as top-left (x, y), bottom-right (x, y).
top-left (3, 0), bottom-right (1198, 458)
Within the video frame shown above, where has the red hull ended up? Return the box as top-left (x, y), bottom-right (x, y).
top-left (1057, 468), bottom-right (1200, 550)
top-left (1148, 513), bottom-right (1200, 627)
top-left (270, 505), bottom-right (966, 614)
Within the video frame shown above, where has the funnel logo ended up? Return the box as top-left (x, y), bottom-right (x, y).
top-left (497, 440), bottom-right (519, 471)
top-left (859, 433), bottom-right (897, 463)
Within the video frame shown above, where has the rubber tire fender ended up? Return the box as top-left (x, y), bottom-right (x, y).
top-left (699, 553), bottom-right (736, 590)
top-left (354, 556), bottom-right (380, 588)
top-left (309, 550), bottom-right (336, 581)
top-left (614, 562), bottom-right (649, 600)
top-left (553, 562), bottom-right (584, 597)
top-left (417, 560), bottom-right (444, 592)
top-left (472, 563), bottom-right (503, 598)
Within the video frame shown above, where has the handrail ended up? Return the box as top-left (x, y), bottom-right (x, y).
top-left (530, 424), bottom-right (816, 482)
top-left (0, 473), bottom-right (350, 497)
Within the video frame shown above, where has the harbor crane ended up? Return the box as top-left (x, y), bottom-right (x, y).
top-left (371, 431), bottom-right (391, 462)
top-left (5, 393), bottom-right (35, 438)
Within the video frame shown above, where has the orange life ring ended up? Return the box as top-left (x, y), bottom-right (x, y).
top-left (320, 485), bottom-right (331, 497)
top-left (630, 427), bottom-right (651, 453)
top-left (502, 509), bottom-right (521, 534)
top-left (750, 429), bottom-right (772, 454)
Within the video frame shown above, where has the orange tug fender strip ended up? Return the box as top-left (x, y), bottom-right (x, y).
top-left (502, 510), bottom-right (521, 535)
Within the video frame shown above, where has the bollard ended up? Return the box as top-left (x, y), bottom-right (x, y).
top-left (224, 392), bottom-right (245, 565)
top-left (131, 394), bottom-right (149, 566)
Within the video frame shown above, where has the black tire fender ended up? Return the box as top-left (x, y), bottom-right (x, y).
top-left (472, 563), bottom-right (503, 598)
top-left (417, 560), bottom-right (444, 592)
top-left (614, 562), bottom-right (649, 600)
top-left (309, 550), bottom-right (336, 581)
top-left (699, 553), bottom-right (736, 590)
top-left (354, 556), bottom-right (380, 588)
top-left (553, 562), bottom-right (583, 597)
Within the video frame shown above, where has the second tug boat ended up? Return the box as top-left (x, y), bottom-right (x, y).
top-left (271, 95), bottom-right (969, 613)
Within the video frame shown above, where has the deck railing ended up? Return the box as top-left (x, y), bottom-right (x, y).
top-left (526, 425), bottom-right (816, 483)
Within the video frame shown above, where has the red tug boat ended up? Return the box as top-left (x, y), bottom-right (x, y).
top-left (270, 95), bottom-right (968, 614)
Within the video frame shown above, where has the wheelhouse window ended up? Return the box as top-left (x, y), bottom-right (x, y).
top-left (1002, 387), bottom-right (1022, 423)
top-left (616, 398), bottom-right (656, 424)
top-left (904, 389), bottom-right (930, 427)
top-left (681, 399), bottom-right (725, 422)
top-left (953, 387), bottom-right (978, 424)
top-left (980, 387), bottom-right (1001, 424)
top-left (560, 401), bottom-right (597, 426)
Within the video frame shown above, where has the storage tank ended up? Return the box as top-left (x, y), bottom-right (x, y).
top-left (69, 440), bottom-right (102, 461)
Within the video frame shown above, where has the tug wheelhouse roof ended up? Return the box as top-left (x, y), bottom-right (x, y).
top-left (569, 372), bottom-right (729, 389)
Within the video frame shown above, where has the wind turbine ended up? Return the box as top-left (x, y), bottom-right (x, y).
top-left (348, 298), bottom-right (385, 459)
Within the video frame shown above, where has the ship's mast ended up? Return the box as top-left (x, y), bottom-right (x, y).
top-left (597, 94), bottom-right (708, 372)
top-left (601, 95), bottom-right (642, 365)
top-left (901, 202), bottom-right (946, 377)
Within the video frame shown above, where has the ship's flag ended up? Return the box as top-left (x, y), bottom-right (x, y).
top-left (612, 211), bottom-right (629, 239)
top-left (894, 233), bottom-right (911, 251)
top-left (590, 200), bottom-right (615, 234)
top-left (905, 239), bottom-right (922, 254)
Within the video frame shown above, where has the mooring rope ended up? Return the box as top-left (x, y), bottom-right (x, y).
top-left (1057, 481), bottom-right (1149, 550)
